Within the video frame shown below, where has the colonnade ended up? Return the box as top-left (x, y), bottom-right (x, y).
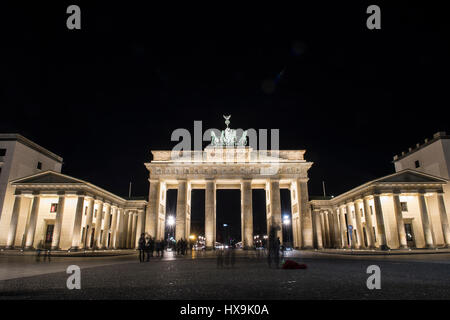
top-left (312, 191), bottom-right (450, 249)
top-left (145, 178), bottom-right (313, 249)
top-left (5, 191), bottom-right (146, 250)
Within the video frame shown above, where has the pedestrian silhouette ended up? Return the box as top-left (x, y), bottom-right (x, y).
top-left (138, 233), bottom-right (145, 262)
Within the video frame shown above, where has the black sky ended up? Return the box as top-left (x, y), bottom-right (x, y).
top-left (1, 2), bottom-right (449, 239)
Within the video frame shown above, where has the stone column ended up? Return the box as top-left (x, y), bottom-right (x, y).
top-left (146, 179), bottom-right (160, 238)
top-left (116, 209), bottom-right (124, 249)
top-left (437, 192), bottom-right (450, 247)
top-left (93, 201), bottom-right (104, 249)
top-left (270, 180), bottom-right (282, 242)
top-left (241, 179), bottom-right (254, 249)
top-left (127, 211), bottom-right (133, 248)
top-left (135, 210), bottom-right (145, 248)
top-left (373, 194), bottom-right (388, 249)
top-left (84, 198), bottom-right (95, 248)
top-left (6, 194), bottom-right (22, 249)
top-left (205, 179), bottom-right (216, 249)
top-left (129, 212), bottom-right (135, 249)
top-left (345, 203), bottom-right (356, 249)
top-left (418, 192), bottom-right (434, 248)
top-left (109, 206), bottom-right (118, 248)
top-left (51, 194), bottom-right (66, 250)
top-left (101, 204), bottom-right (112, 249)
top-left (314, 210), bottom-right (323, 249)
top-left (393, 193), bottom-right (408, 249)
top-left (326, 211), bottom-right (334, 248)
top-left (24, 194), bottom-right (40, 249)
top-left (331, 210), bottom-right (341, 248)
top-left (324, 211), bottom-right (331, 248)
top-left (339, 206), bottom-right (348, 248)
top-left (131, 213), bottom-right (138, 249)
top-left (122, 210), bottom-right (129, 248)
top-left (71, 195), bottom-right (85, 250)
top-left (363, 197), bottom-right (375, 248)
top-left (354, 201), bottom-right (365, 249)
top-left (175, 180), bottom-right (187, 240)
top-left (298, 179), bottom-right (313, 248)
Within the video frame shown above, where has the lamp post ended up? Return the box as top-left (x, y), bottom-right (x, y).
top-left (167, 215), bottom-right (175, 240)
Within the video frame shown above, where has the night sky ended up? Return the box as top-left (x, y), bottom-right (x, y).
top-left (1, 2), bottom-right (449, 240)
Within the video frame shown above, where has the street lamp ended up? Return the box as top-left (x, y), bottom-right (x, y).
top-left (283, 214), bottom-right (291, 247)
top-left (167, 215), bottom-right (175, 239)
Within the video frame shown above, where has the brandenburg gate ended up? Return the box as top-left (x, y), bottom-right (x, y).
top-left (144, 118), bottom-right (313, 249)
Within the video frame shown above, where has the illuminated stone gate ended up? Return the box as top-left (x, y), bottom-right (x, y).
top-left (145, 146), bottom-right (313, 249)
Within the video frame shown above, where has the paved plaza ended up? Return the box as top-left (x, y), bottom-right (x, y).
top-left (1, 249), bottom-right (450, 300)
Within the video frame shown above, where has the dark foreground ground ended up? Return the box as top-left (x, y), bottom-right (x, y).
top-left (0, 250), bottom-right (449, 299)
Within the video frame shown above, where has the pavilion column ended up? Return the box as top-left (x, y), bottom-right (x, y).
top-left (418, 192), bottom-right (434, 248)
top-left (269, 179), bottom-right (282, 242)
top-left (146, 179), bottom-right (160, 238)
top-left (331, 210), bottom-right (341, 248)
top-left (314, 210), bottom-right (323, 249)
top-left (298, 179), bottom-right (313, 249)
top-left (116, 209), bottom-right (125, 249)
top-left (109, 206), bottom-right (118, 248)
top-left (324, 211), bottom-right (331, 248)
top-left (84, 198), bottom-right (95, 248)
top-left (175, 180), bottom-right (188, 241)
top-left (327, 211), bottom-right (334, 248)
top-left (6, 194), bottom-right (23, 249)
top-left (205, 179), bottom-right (216, 249)
top-left (127, 211), bottom-right (133, 248)
top-left (93, 201), bottom-right (104, 249)
top-left (121, 210), bottom-right (129, 248)
top-left (437, 192), bottom-right (450, 247)
top-left (354, 201), bottom-right (365, 249)
top-left (24, 194), bottom-right (41, 250)
top-left (339, 206), bottom-right (348, 248)
top-left (130, 213), bottom-right (138, 249)
top-left (373, 194), bottom-right (389, 249)
top-left (345, 203), bottom-right (356, 249)
top-left (393, 193), bottom-right (408, 249)
top-left (100, 204), bottom-right (112, 249)
top-left (135, 210), bottom-right (145, 248)
top-left (241, 179), bottom-right (253, 249)
top-left (320, 212), bottom-right (327, 247)
top-left (51, 194), bottom-right (66, 250)
top-left (70, 195), bottom-right (85, 250)
top-left (363, 197), bottom-right (376, 249)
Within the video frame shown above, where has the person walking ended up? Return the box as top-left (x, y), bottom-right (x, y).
top-left (149, 236), bottom-right (155, 257)
top-left (138, 233), bottom-right (146, 262)
top-left (145, 235), bottom-right (151, 262)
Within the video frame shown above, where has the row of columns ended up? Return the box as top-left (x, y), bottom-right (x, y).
top-left (146, 178), bottom-right (313, 250)
top-left (6, 192), bottom-right (145, 250)
top-left (314, 191), bottom-right (450, 249)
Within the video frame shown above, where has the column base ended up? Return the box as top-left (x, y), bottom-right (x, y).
top-left (301, 245), bottom-right (314, 250)
top-left (50, 246), bottom-right (60, 250)
top-left (4, 246), bottom-right (15, 250)
top-left (425, 244), bottom-right (435, 249)
top-left (23, 246), bottom-right (35, 251)
top-left (380, 244), bottom-right (390, 251)
top-left (399, 245), bottom-right (408, 249)
top-left (69, 246), bottom-right (80, 252)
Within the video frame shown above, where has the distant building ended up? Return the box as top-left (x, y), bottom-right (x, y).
top-left (393, 131), bottom-right (450, 210)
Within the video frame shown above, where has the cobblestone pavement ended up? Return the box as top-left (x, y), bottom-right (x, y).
top-left (0, 250), bottom-right (449, 299)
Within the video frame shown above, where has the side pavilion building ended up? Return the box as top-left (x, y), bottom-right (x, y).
top-left (310, 170), bottom-right (450, 250)
top-left (2, 171), bottom-right (147, 251)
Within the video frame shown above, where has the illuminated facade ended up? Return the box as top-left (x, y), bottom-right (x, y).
top-left (1, 171), bottom-right (146, 250)
top-left (311, 170), bottom-right (450, 249)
